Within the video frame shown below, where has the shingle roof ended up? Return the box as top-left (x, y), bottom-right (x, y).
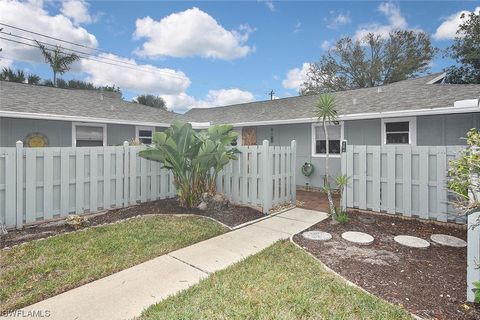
top-left (185, 74), bottom-right (480, 124)
top-left (0, 81), bottom-right (185, 125)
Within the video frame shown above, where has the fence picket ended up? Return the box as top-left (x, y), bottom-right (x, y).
top-left (436, 146), bottom-right (447, 222)
top-left (371, 146), bottom-right (381, 212)
top-left (346, 145), bottom-right (354, 208)
top-left (386, 147), bottom-right (396, 214)
top-left (402, 147), bottom-right (412, 217)
top-left (358, 145), bottom-right (367, 210)
top-left (419, 148), bottom-right (429, 219)
top-left (1, 141), bottom-right (295, 229)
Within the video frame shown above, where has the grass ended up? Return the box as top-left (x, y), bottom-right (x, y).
top-left (141, 241), bottom-right (413, 320)
top-left (0, 215), bottom-right (227, 311)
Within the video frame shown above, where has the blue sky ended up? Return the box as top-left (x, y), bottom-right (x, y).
top-left (0, 0), bottom-right (478, 112)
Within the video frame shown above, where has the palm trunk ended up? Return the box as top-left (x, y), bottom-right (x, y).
top-left (53, 71), bottom-right (57, 87)
top-left (323, 119), bottom-right (336, 220)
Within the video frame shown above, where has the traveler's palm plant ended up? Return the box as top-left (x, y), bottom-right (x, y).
top-left (314, 93), bottom-right (339, 220)
top-left (139, 121), bottom-right (239, 208)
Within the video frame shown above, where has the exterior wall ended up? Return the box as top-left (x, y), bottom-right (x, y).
top-left (0, 117), bottom-right (146, 147)
top-left (344, 112), bottom-right (480, 146)
top-left (247, 123), bottom-right (342, 188)
top-left (0, 117), bottom-right (72, 147)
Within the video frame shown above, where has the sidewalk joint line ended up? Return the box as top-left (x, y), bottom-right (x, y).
top-left (167, 254), bottom-right (211, 275)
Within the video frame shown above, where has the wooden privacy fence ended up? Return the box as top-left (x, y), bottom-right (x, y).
top-left (342, 145), bottom-right (465, 223)
top-left (0, 140), bottom-right (296, 229)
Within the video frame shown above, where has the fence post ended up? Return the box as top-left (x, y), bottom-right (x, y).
top-left (15, 141), bottom-right (23, 229)
top-left (341, 141), bottom-right (347, 211)
top-left (262, 140), bottom-right (272, 214)
top-left (467, 146), bottom-right (480, 302)
top-left (123, 141), bottom-right (129, 208)
top-left (290, 140), bottom-right (296, 204)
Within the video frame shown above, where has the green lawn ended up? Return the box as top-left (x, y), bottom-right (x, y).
top-left (142, 241), bottom-right (412, 320)
top-left (0, 215), bottom-right (227, 312)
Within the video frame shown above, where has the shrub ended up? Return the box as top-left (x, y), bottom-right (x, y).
top-left (335, 208), bottom-right (350, 223)
top-left (139, 121), bottom-right (239, 208)
top-left (65, 215), bottom-right (89, 229)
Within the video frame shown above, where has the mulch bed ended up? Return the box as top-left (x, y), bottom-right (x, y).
top-left (293, 210), bottom-right (480, 320)
top-left (1, 198), bottom-right (263, 249)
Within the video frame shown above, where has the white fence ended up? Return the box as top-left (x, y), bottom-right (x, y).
top-left (0, 140), bottom-right (296, 229)
top-left (342, 145), bottom-right (465, 223)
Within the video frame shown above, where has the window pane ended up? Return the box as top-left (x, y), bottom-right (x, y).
top-left (139, 130), bottom-right (152, 137)
top-left (385, 122), bottom-right (409, 132)
top-left (386, 133), bottom-right (409, 144)
top-left (76, 140), bottom-right (103, 147)
top-left (139, 137), bottom-right (152, 144)
top-left (76, 126), bottom-right (104, 140)
top-left (316, 140), bottom-right (341, 154)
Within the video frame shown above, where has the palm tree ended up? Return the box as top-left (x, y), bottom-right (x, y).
top-left (0, 67), bottom-right (26, 83)
top-left (314, 93), bottom-right (338, 221)
top-left (36, 41), bottom-right (79, 87)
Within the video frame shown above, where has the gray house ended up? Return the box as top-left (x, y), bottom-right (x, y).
top-left (185, 73), bottom-right (480, 188)
top-left (0, 80), bottom-right (181, 148)
top-left (1, 73), bottom-right (480, 188)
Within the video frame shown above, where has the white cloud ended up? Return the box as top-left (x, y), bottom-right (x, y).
top-left (433, 7), bottom-right (480, 40)
top-left (162, 88), bottom-right (255, 113)
top-left (0, 0), bottom-right (98, 63)
top-left (282, 63), bottom-right (311, 91)
top-left (80, 53), bottom-right (191, 95)
top-left (325, 11), bottom-right (351, 29)
top-left (354, 2), bottom-right (408, 39)
top-left (0, 57), bottom-right (14, 69)
top-left (60, 0), bottom-right (94, 25)
top-left (133, 7), bottom-right (254, 60)
top-left (321, 40), bottom-right (331, 51)
top-left (264, 0), bottom-right (275, 12)
top-left (293, 21), bottom-right (302, 33)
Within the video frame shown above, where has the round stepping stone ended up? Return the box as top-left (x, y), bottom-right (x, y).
top-left (341, 231), bottom-right (374, 245)
top-left (394, 235), bottom-right (430, 249)
top-left (302, 230), bottom-right (332, 241)
top-left (430, 234), bottom-right (467, 248)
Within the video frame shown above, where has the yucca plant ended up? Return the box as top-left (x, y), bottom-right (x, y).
top-left (139, 121), bottom-right (239, 208)
top-left (314, 93), bottom-right (339, 221)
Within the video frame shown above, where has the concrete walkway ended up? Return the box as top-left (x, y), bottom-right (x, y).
top-left (15, 208), bottom-right (327, 320)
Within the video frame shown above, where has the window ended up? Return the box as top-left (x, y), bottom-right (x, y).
top-left (73, 123), bottom-right (106, 147)
top-left (382, 118), bottom-right (416, 145)
top-left (136, 126), bottom-right (154, 144)
top-left (312, 123), bottom-right (342, 156)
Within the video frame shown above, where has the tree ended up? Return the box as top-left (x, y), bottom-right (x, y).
top-left (36, 41), bottom-right (79, 87)
top-left (27, 74), bottom-right (41, 85)
top-left (0, 67), bottom-right (25, 83)
top-left (135, 94), bottom-right (167, 110)
top-left (444, 11), bottom-right (480, 84)
top-left (314, 93), bottom-right (338, 221)
top-left (302, 30), bottom-right (436, 94)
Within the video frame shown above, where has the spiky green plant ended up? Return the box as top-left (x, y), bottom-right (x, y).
top-left (139, 121), bottom-right (239, 208)
top-left (1, 67), bottom-right (25, 83)
top-left (314, 93), bottom-right (339, 220)
top-left (36, 41), bottom-right (79, 87)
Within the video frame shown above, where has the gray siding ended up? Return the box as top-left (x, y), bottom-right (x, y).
top-left (0, 118), bottom-right (142, 147)
top-left (0, 118), bottom-right (72, 147)
top-left (251, 123), bottom-right (342, 188)
top-left (344, 119), bottom-right (381, 145)
top-left (107, 124), bottom-right (136, 146)
top-left (417, 113), bottom-right (480, 146)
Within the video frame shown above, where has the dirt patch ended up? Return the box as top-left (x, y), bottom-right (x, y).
top-left (296, 190), bottom-right (340, 212)
top-left (293, 210), bottom-right (480, 320)
top-left (1, 198), bottom-right (263, 249)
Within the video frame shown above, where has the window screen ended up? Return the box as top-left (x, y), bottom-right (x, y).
top-left (138, 129), bottom-right (153, 144)
top-left (385, 121), bottom-right (409, 144)
top-left (315, 125), bottom-right (341, 154)
top-left (75, 126), bottom-right (104, 147)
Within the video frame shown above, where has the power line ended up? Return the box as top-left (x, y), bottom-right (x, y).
top-left (0, 22), bottom-right (109, 54)
top-left (0, 31), bottom-right (190, 80)
top-left (0, 35), bottom-right (190, 81)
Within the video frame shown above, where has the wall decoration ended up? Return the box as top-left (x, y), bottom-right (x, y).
top-left (25, 132), bottom-right (49, 148)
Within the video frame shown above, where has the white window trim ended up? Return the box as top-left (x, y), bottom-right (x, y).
top-left (311, 121), bottom-right (344, 158)
top-left (72, 122), bottom-right (107, 147)
top-left (136, 126), bottom-right (155, 144)
top-left (381, 117), bottom-right (417, 146)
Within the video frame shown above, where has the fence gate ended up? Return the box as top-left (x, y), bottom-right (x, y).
top-left (341, 145), bottom-right (465, 223)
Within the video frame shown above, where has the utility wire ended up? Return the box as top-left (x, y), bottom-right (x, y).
top-left (0, 31), bottom-right (189, 80)
top-left (0, 35), bottom-right (190, 80)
